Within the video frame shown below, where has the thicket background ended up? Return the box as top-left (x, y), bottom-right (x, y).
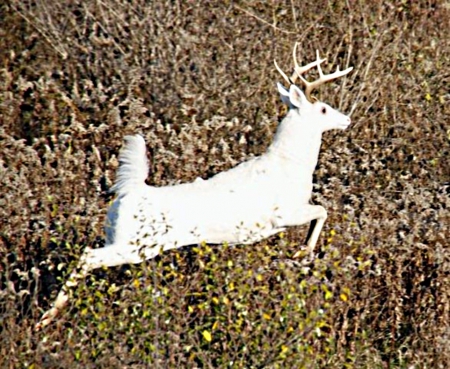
top-left (1, 0), bottom-right (449, 368)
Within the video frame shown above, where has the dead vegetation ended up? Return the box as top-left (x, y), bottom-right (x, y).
top-left (1, 0), bottom-right (449, 367)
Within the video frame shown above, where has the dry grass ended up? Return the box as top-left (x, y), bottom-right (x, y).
top-left (1, 0), bottom-right (449, 367)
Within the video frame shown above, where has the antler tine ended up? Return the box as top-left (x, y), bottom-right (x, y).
top-left (292, 43), bottom-right (326, 83)
top-left (303, 49), bottom-right (353, 101)
top-left (274, 42), bottom-right (324, 86)
top-left (274, 59), bottom-right (292, 86)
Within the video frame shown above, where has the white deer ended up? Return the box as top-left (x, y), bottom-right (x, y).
top-left (36, 43), bottom-right (353, 330)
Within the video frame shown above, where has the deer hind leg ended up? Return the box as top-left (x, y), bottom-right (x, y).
top-left (35, 244), bottom-right (147, 331)
top-left (35, 247), bottom-right (93, 331)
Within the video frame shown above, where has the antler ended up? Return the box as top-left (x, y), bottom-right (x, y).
top-left (274, 42), bottom-right (353, 102)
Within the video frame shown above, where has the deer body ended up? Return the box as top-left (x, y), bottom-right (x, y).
top-left (36, 45), bottom-right (353, 330)
top-left (91, 97), bottom-right (349, 269)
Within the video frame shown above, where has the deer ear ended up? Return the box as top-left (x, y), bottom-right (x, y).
top-left (288, 84), bottom-right (308, 108)
top-left (277, 82), bottom-right (291, 106)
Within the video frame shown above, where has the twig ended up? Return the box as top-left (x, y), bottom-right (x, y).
top-left (234, 5), bottom-right (296, 35)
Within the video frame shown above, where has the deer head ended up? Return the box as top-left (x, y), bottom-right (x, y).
top-left (274, 43), bottom-right (353, 133)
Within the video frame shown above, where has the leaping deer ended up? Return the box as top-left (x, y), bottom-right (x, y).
top-left (36, 43), bottom-right (353, 330)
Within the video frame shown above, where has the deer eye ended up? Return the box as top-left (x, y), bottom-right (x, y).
top-left (321, 107), bottom-right (327, 114)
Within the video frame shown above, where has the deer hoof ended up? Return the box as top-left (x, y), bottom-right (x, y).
top-left (35, 308), bottom-right (58, 331)
top-left (292, 245), bottom-right (312, 258)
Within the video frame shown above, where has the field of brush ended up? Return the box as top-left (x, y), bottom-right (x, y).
top-left (1, 1), bottom-right (449, 367)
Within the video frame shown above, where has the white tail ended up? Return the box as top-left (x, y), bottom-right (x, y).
top-left (36, 44), bottom-right (353, 330)
top-left (110, 135), bottom-right (148, 196)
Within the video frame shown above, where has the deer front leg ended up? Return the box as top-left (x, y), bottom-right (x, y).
top-left (303, 205), bottom-right (327, 253)
top-left (277, 204), bottom-right (327, 256)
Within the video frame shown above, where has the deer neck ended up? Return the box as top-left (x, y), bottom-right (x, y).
top-left (268, 110), bottom-right (322, 176)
